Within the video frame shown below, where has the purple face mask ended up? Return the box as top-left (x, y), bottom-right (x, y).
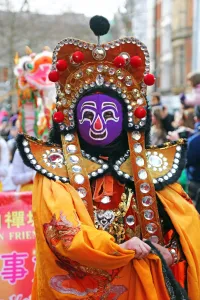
top-left (77, 93), bottom-right (123, 146)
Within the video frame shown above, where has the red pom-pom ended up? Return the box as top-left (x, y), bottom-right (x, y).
top-left (53, 111), bottom-right (64, 123)
top-left (48, 70), bottom-right (59, 82)
top-left (144, 73), bottom-right (155, 86)
top-left (130, 56), bottom-right (142, 68)
top-left (113, 56), bottom-right (126, 68)
top-left (72, 51), bottom-right (84, 63)
top-left (134, 107), bottom-right (147, 119)
top-left (56, 60), bottom-right (68, 71)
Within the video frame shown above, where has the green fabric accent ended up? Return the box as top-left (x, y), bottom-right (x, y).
top-left (178, 169), bottom-right (188, 192)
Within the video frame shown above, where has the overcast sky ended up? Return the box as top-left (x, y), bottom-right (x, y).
top-left (9, 0), bottom-right (126, 19)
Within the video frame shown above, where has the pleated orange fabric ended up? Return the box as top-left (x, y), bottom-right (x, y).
top-left (31, 174), bottom-right (200, 299)
top-left (157, 183), bottom-right (200, 300)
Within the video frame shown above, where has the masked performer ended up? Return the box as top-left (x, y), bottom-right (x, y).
top-left (17, 16), bottom-right (200, 300)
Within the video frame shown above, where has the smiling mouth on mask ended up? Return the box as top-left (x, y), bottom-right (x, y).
top-left (89, 128), bottom-right (107, 140)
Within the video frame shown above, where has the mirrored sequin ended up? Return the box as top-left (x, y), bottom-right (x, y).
top-left (134, 143), bottom-right (142, 153)
top-left (138, 169), bottom-right (147, 180)
top-left (74, 174), bottom-right (85, 184)
top-left (140, 183), bottom-right (150, 193)
top-left (72, 165), bottom-right (82, 173)
top-left (92, 47), bottom-right (106, 60)
top-left (67, 145), bottom-right (76, 153)
top-left (149, 235), bottom-right (159, 243)
top-left (132, 131), bottom-right (141, 141)
top-left (142, 196), bottom-right (153, 207)
top-left (69, 155), bottom-right (79, 163)
top-left (96, 74), bottom-right (104, 86)
top-left (149, 155), bottom-right (163, 167)
top-left (136, 156), bottom-right (144, 167)
top-left (65, 134), bottom-right (74, 142)
top-left (126, 215), bottom-right (135, 226)
top-left (144, 209), bottom-right (154, 220)
top-left (146, 223), bottom-right (157, 234)
top-left (77, 187), bottom-right (87, 198)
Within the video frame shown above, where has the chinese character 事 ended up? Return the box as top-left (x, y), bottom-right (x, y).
top-left (0, 251), bottom-right (29, 284)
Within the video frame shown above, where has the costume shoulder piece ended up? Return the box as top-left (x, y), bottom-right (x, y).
top-left (17, 133), bottom-right (187, 191)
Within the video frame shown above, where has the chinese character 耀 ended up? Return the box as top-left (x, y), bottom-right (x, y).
top-left (5, 211), bottom-right (25, 228)
top-left (0, 251), bottom-right (29, 284)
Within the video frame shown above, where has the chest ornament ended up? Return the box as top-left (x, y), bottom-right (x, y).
top-left (94, 189), bottom-right (133, 244)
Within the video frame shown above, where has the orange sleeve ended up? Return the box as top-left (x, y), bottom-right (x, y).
top-left (33, 173), bottom-right (135, 270)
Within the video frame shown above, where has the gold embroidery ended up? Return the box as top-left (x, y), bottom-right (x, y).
top-left (94, 189), bottom-right (134, 244)
top-left (44, 212), bottom-right (80, 250)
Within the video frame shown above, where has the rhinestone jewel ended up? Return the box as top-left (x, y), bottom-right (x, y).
top-left (23, 140), bottom-right (28, 146)
top-left (74, 71), bottom-right (83, 79)
top-left (126, 215), bottom-right (135, 226)
top-left (101, 196), bottom-right (111, 204)
top-left (149, 155), bottom-right (163, 167)
top-left (116, 70), bottom-right (124, 80)
top-left (146, 223), bottom-right (157, 234)
top-left (77, 187), bottom-right (87, 198)
top-left (144, 209), bottom-right (154, 220)
top-left (136, 156), bottom-right (144, 167)
top-left (120, 52), bottom-right (130, 65)
top-left (65, 134), bottom-right (74, 142)
top-left (125, 80), bottom-right (133, 87)
top-left (138, 169), bottom-right (147, 180)
top-left (72, 165), bottom-right (82, 173)
top-left (142, 196), bottom-right (153, 207)
top-left (48, 153), bottom-right (64, 164)
top-left (132, 131), bottom-right (141, 141)
top-left (109, 68), bottom-right (115, 75)
top-left (96, 74), bottom-right (104, 86)
top-left (86, 66), bottom-right (94, 74)
top-left (140, 183), bottom-right (150, 193)
top-left (74, 174), bottom-right (85, 184)
top-left (92, 46), bottom-right (106, 60)
top-left (149, 235), bottom-right (159, 243)
top-left (97, 65), bottom-right (104, 72)
top-left (69, 155), bottom-right (79, 163)
top-left (134, 143), bottom-right (142, 153)
top-left (67, 145), bottom-right (76, 153)
top-left (137, 98), bottom-right (143, 105)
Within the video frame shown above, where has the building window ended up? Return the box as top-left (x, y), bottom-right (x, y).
top-left (173, 45), bottom-right (185, 87)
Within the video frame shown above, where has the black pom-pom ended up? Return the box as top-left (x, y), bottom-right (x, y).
top-left (89, 15), bottom-right (110, 36)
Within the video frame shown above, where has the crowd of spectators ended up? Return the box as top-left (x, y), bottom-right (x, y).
top-left (0, 111), bottom-right (35, 192)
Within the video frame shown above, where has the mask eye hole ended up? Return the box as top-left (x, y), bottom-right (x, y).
top-left (83, 111), bottom-right (94, 120)
top-left (104, 111), bottom-right (114, 120)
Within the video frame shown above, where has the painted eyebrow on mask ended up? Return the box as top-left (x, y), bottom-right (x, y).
top-left (80, 101), bottom-right (96, 110)
top-left (101, 102), bottom-right (118, 110)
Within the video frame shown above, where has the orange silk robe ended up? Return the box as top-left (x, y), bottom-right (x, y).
top-left (32, 174), bottom-right (200, 300)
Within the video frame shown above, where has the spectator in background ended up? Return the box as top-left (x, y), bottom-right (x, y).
top-left (151, 92), bottom-right (174, 132)
top-left (151, 109), bottom-right (167, 145)
top-left (167, 109), bottom-right (195, 140)
top-left (2, 142), bottom-right (17, 192)
top-left (0, 116), bottom-right (10, 141)
top-left (180, 72), bottom-right (200, 107)
top-left (11, 150), bottom-right (36, 192)
top-left (0, 136), bottom-right (9, 191)
top-left (186, 105), bottom-right (200, 207)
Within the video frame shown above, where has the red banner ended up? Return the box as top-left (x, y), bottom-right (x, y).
top-left (0, 192), bottom-right (35, 300)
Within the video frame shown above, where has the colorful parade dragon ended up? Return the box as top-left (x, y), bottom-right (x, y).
top-left (14, 46), bottom-right (56, 139)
